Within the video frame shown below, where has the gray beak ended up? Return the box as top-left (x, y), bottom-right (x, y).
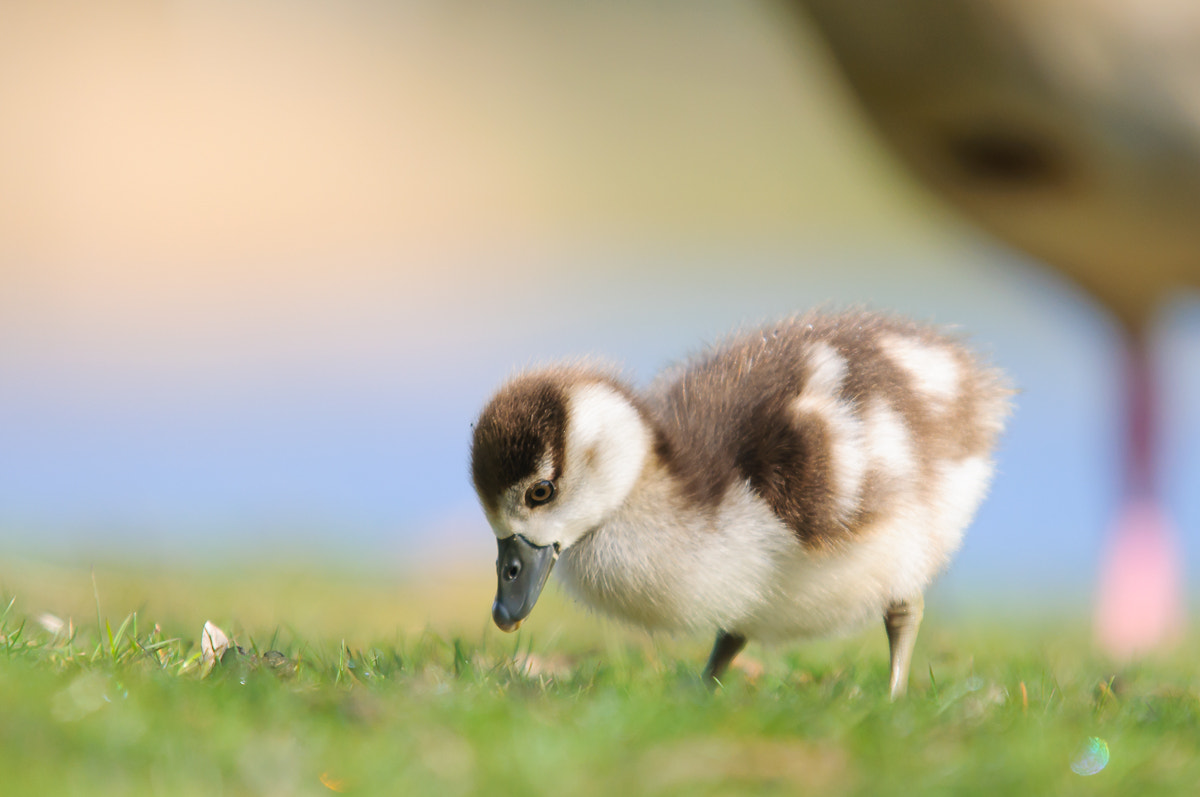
top-left (492, 535), bottom-right (558, 632)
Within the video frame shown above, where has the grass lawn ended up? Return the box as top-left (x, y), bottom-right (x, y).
top-left (0, 557), bottom-right (1196, 796)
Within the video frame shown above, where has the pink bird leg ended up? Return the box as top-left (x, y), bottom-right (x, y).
top-left (1094, 343), bottom-right (1184, 659)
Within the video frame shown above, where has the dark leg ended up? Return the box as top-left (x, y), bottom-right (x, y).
top-left (702, 630), bottom-right (747, 686)
top-left (884, 595), bottom-right (924, 700)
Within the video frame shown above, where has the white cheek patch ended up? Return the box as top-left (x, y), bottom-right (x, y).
top-left (793, 344), bottom-right (865, 524)
top-left (881, 335), bottom-right (961, 405)
top-left (533, 382), bottom-right (651, 548)
top-left (568, 385), bottom-right (648, 457)
top-left (567, 385), bottom-right (650, 493)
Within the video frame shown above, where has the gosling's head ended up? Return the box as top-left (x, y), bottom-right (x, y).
top-left (470, 368), bottom-right (651, 631)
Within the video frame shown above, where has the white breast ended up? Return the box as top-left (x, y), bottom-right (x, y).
top-left (555, 473), bottom-right (793, 633)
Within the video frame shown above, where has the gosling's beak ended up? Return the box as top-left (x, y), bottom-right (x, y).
top-left (492, 535), bottom-right (558, 632)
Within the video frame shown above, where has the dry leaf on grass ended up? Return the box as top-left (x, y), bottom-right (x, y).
top-left (200, 621), bottom-right (232, 672)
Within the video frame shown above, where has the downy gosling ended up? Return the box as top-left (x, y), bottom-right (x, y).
top-left (470, 310), bottom-right (1012, 698)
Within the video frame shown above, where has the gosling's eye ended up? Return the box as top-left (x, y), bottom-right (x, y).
top-left (525, 480), bottom-right (556, 507)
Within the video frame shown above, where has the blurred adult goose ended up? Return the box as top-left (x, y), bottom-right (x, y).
top-left (471, 310), bottom-right (1012, 697)
top-left (780, 0), bottom-right (1200, 655)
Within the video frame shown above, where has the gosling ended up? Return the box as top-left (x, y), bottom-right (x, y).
top-left (470, 309), bottom-right (1012, 698)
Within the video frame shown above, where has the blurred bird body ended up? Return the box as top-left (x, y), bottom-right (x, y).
top-left (789, 0), bottom-right (1200, 329)
top-left (785, 0), bottom-right (1199, 656)
top-left (471, 310), bottom-right (1012, 696)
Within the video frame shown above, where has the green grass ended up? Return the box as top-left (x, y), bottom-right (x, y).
top-left (1, 560), bottom-right (1198, 796)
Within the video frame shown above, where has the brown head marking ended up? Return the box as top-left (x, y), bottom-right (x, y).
top-left (470, 375), bottom-right (568, 513)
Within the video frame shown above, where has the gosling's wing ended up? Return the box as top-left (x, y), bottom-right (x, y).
top-left (648, 311), bottom-right (1012, 548)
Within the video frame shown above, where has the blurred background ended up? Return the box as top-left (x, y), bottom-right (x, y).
top-left (0, 0), bottom-right (1197, 609)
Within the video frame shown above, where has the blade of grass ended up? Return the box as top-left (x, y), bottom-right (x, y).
top-left (0, 596), bottom-right (16, 628)
top-left (109, 613), bottom-right (135, 662)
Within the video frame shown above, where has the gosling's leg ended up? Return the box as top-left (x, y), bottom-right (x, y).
top-left (884, 595), bottom-right (924, 700)
top-left (702, 630), bottom-right (747, 686)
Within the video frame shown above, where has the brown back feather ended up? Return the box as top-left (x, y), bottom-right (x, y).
top-left (647, 310), bottom-right (1012, 547)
